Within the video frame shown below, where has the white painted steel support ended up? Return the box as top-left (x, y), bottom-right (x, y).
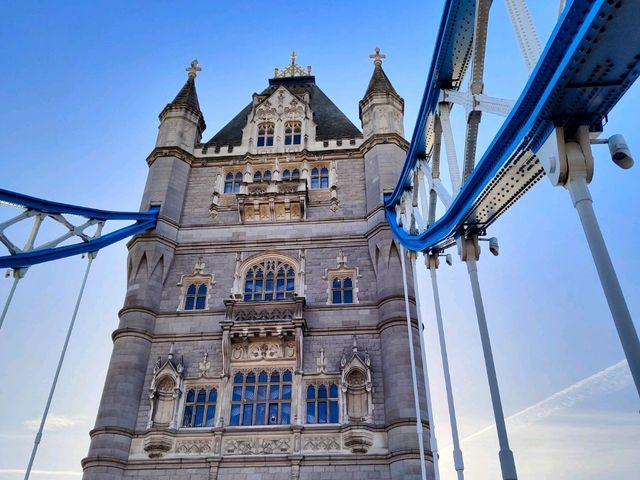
top-left (0, 269), bottom-right (24, 330)
top-left (442, 90), bottom-right (515, 118)
top-left (399, 246), bottom-right (428, 480)
top-left (439, 103), bottom-right (462, 195)
top-left (504, 0), bottom-right (542, 72)
top-left (24, 254), bottom-right (95, 480)
top-left (546, 126), bottom-right (640, 398)
top-left (426, 254), bottom-right (464, 480)
top-left (410, 252), bottom-right (440, 480)
top-left (566, 178), bottom-right (640, 398)
top-left (461, 236), bottom-right (517, 480)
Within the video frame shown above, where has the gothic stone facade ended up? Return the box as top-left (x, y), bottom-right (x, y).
top-left (82, 56), bottom-right (433, 480)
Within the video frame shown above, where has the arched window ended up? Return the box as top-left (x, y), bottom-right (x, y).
top-left (331, 277), bottom-right (353, 304)
top-left (257, 122), bottom-right (274, 147)
top-left (284, 121), bottom-right (302, 145)
top-left (229, 370), bottom-right (292, 426)
top-left (224, 172), bottom-right (243, 193)
top-left (182, 387), bottom-right (217, 427)
top-left (263, 170), bottom-right (272, 181)
top-left (254, 171), bottom-right (262, 182)
top-left (291, 169), bottom-right (300, 180)
top-left (310, 167), bottom-right (329, 189)
top-left (244, 259), bottom-right (296, 301)
top-left (184, 283), bottom-right (207, 310)
top-left (306, 383), bottom-right (339, 424)
top-left (282, 169), bottom-right (290, 181)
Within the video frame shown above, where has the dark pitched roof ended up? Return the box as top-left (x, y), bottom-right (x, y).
top-left (363, 63), bottom-right (401, 99)
top-left (170, 76), bottom-right (201, 112)
top-left (206, 76), bottom-right (361, 147)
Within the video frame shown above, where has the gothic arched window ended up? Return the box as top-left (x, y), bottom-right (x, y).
top-left (243, 259), bottom-right (296, 301)
top-left (182, 387), bottom-right (217, 427)
top-left (257, 122), bottom-right (274, 147)
top-left (291, 169), bottom-right (300, 180)
top-left (263, 170), bottom-right (272, 181)
top-left (184, 283), bottom-right (207, 310)
top-left (310, 167), bottom-right (329, 189)
top-left (306, 383), bottom-right (339, 424)
top-left (254, 171), bottom-right (262, 182)
top-left (331, 277), bottom-right (353, 304)
top-left (229, 370), bottom-right (292, 426)
top-left (282, 169), bottom-right (290, 181)
top-left (284, 121), bottom-right (302, 145)
top-left (224, 172), bottom-right (243, 193)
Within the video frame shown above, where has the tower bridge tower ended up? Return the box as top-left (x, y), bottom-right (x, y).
top-left (82, 52), bottom-right (433, 480)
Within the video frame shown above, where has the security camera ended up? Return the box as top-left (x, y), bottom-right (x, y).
top-left (607, 134), bottom-right (634, 169)
top-left (488, 237), bottom-right (499, 257)
top-left (445, 254), bottom-right (453, 266)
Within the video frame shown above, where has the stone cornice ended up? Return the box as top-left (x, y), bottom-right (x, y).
top-left (112, 327), bottom-right (154, 343)
top-left (146, 146), bottom-right (195, 167)
top-left (360, 133), bottom-right (409, 154)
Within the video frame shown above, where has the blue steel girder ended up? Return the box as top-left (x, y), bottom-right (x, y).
top-left (386, 0), bottom-right (640, 252)
top-left (0, 189), bottom-right (159, 269)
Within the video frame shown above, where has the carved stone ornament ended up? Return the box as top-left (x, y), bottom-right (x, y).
top-left (143, 431), bottom-right (174, 458)
top-left (303, 436), bottom-right (341, 451)
top-left (343, 429), bottom-right (373, 454)
top-left (146, 344), bottom-right (184, 432)
top-left (224, 437), bottom-right (291, 455)
top-left (175, 438), bottom-right (213, 454)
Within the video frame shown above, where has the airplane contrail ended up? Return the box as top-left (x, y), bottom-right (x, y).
top-left (456, 359), bottom-right (632, 445)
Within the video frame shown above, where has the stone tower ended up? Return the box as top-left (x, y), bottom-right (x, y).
top-left (82, 52), bottom-right (433, 480)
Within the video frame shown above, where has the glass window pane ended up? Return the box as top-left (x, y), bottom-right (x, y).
top-left (206, 405), bottom-right (216, 426)
top-left (246, 372), bottom-right (255, 383)
top-left (232, 386), bottom-right (242, 401)
top-left (266, 137), bottom-right (274, 146)
top-left (268, 404), bottom-right (279, 424)
top-left (333, 278), bottom-right (341, 288)
top-left (233, 182), bottom-right (240, 193)
top-left (230, 404), bottom-right (240, 426)
top-left (209, 388), bottom-right (217, 402)
top-left (292, 169), bottom-right (300, 179)
top-left (255, 403), bottom-right (266, 425)
top-left (257, 137), bottom-right (265, 147)
top-left (285, 136), bottom-right (292, 145)
top-left (257, 385), bottom-right (267, 401)
top-left (318, 385), bottom-right (327, 399)
top-left (269, 385), bottom-right (279, 400)
top-left (187, 284), bottom-right (196, 294)
top-left (242, 404), bottom-right (253, 426)
top-left (235, 172), bottom-right (243, 182)
top-left (307, 385), bottom-right (316, 400)
top-left (281, 403), bottom-right (291, 424)
top-left (270, 371), bottom-right (280, 383)
top-left (264, 293), bottom-right (273, 301)
top-left (283, 170), bottom-right (290, 180)
top-left (306, 402), bottom-right (316, 424)
top-left (254, 172), bottom-right (262, 182)
top-left (321, 177), bottom-right (329, 188)
top-left (276, 278), bottom-right (285, 291)
top-left (183, 406), bottom-right (193, 427)
top-left (195, 405), bottom-right (204, 427)
top-left (318, 402), bottom-right (327, 424)
top-left (282, 384), bottom-right (292, 400)
top-left (259, 371), bottom-right (268, 382)
top-left (283, 370), bottom-right (292, 382)
top-left (344, 289), bottom-right (353, 304)
top-left (344, 277), bottom-right (353, 288)
top-left (329, 401), bottom-right (339, 423)
top-left (197, 389), bottom-right (206, 402)
top-left (329, 384), bottom-right (338, 398)
top-left (255, 279), bottom-right (263, 292)
top-left (195, 296), bottom-right (206, 309)
top-left (226, 173), bottom-right (233, 180)
top-left (286, 278), bottom-right (294, 291)
top-left (186, 389), bottom-right (195, 403)
top-left (185, 297), bottom-right (194, 310)
top-left (264, 170), bottom-right (271, 180)
top-left (224, 182), bottom-right (232, 193)
top-left (244, 385), bottom-right (255, 401)
top-left (197, 284), bottom-right (207, 295)
top-left (312, 168), bottom-right (319, 176)
top-left (234, 372), bottom-right (243, 384)
top-left (293, 135), bottom-right (301, 144)
top-left (311, 178), bottom-right (319, 189)
top-left (333, 290), bottom-right (342, 304)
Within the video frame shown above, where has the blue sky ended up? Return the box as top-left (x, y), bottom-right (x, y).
top-left (0, 1), bottom-right (638, 479)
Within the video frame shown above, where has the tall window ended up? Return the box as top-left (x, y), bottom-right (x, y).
top-left (224, 172), bottom-right (243, 193)
top-left (331, 277), bottom-right (353, 304)
top-left (306, 383), bottom-right (339, 424)
top-left (284, 121), bottom-right (302, 145)
top-left (310, 167), bottom-right (329, 189)
top-left (184, 283), bottom-right (207, 310)
top-left (257, 122), bottom-right (274, 147)
top-left (229, 370), bottom-right (292, 426)
top-left (244, 259), bottom-right (295, 301)
top-left (182, 387), bottom-right (217, 427)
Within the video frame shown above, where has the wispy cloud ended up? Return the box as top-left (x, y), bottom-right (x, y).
top-left (23, 414), bottom-right (89, 432)
top-left (454, 360), bottom-right (632, 445)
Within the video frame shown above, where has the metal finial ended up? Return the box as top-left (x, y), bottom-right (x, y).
top-left (369, 47), bottom-right (386, 66)
top-left (186, 59), bottom-right (202, 78)
top-left (274, 51), bottom-right (312, 78)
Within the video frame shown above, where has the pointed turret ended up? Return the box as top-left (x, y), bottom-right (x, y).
top-left (359, 48), bottom-right (404, 138)
top-left (155, 60), bottom-right (206, 152)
